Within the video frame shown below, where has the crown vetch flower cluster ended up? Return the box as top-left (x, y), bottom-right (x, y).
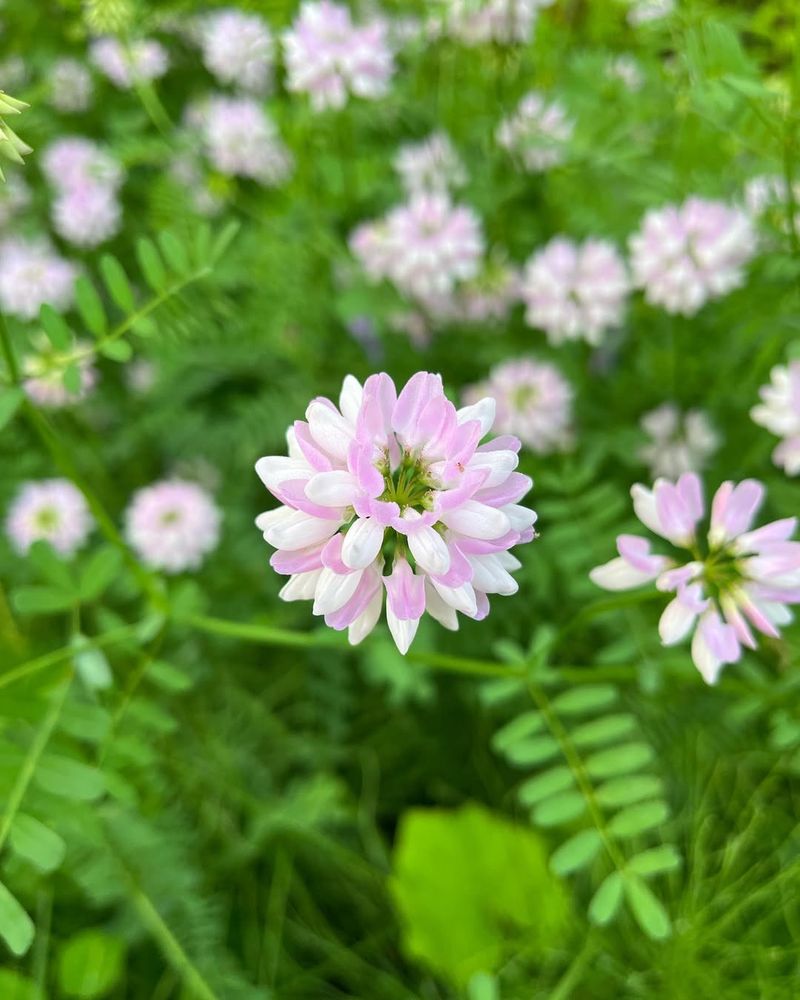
top-left (255, 373), bottom-right (537, 653)
top-left (196, 96), bottom-right (293, 184)
top-left (629, 197), bottom-right (757, 316)
top-left (639, 403), bottom-right (719, 479)
top-left (463, 358), bottom-right (573, 454)
top-left (125, 479), bottom-right (222, 573)
top-left (90, 37), bottom-right (169, 89)
top-left (283, 1), bottom-right (394, 111)
top-left (520, 236), bottom-right (629, 345)
top-left (394, 132), bottom-right (467, 196)
top-left (49, 58), bottom-right (94, 113)
top-left (591, 473), bottom-right (800, 684)
top-left (199, 8), bottom-right (274, 93)
top-left (751, 361), bottom-right (800, 476)
top-left (0, 237), bottom-right (77, 320)
top-left (6, 479), bottom-right (94, 557)
top-left (42, 137), bottom-right (124, 248)
top-left (436, 0), bottom-right (554, 45)
top-left (496, 91), bottom-right (573, 173)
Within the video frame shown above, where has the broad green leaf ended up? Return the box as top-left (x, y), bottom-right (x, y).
top-left (0, 880), bottom-right (34, 956)
top-left (0, 386), bottom-right (23, 431)
top-left (518, 766), bottom-right (574, 805)
top-left (551, 685), bottom-right (617, 716)
top-left (595, 775), bottom-right (664, 809)
top-left (39, 304), bottom-right (72, 350)
top-left (126, 698), bottom-right (176, 734)
top-left (608, 800), bottom-right (669, 838)
top-left (390, 803), bottom-right (570, 986)
top-left (131, 316), bottom-right (156, 338)
top-left (10, 813), bottom-right (66, 873)
top-left (550, 829), bottom-right (604, 876)
top-left (623, 874), bottom-right (672, 940)
top-left (491, 710), bottom-right (544, 752)
top-left (99, 256), bottom-right (134, 313)
top-left (59, 702), bottom-right (110, 743)
top-left (75, 277), bottom-right (106, 337)
top-left (504, 735), bottom-right (559, 767)
top-left (135, 237), bottom-right (166, 291)
top-left (79, 546), bottom-right (122, 602)
top-left (211, 219), bottom-right (240, 262)
top-left (71, 635), bottom-right (113, 691)
top-left (571, 713), bottom-right (637, 749)
top-left (35, 755), bottom-right (105, 801)
top-left (585, 743), bottom-right (654, 780)
top-left (588, 871), bottom-right (623, 927)
top-left (59, 930), bottom-right (125, 999)
top-left (157, 230), bottom-right (189, 274)
top-left (12, 585), bottom-right (75, 615)
top-left (467, 973), bottom-right (499, 1000)
top-left (98, 339), bottom-right (132, 363)
top-left (146, 660), bottom-right (193, 693)
top-left (627, 844), bottom-right (682, 877)
top-left (0, 969), bottom-right (44, 1000)
top-left (28, 540), bottom-right (74, 591)
top-left (532, 791), bottom-right (584, 827)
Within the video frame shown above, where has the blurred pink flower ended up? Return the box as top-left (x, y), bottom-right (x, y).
top-left (521, 236), bottom-right (629, 345)
top-left (198, 95), bottom-right (293, 184)
top-left (463, 358), bottom-right (573, 454)
top-left (394, 132), bottom-right (467, 195)
top-left (751, 361), bottom-right (800, 476)
top-left (90, 37), bottom-right (169, 89)
top-left (283, 1), bottom-right (394, 111)
top-left (125, 479), bottom-right (221, 573)
top-left (0, 238), bottom-right (77, 320)
top-left (200, 8), bottom-right (274, 93)
top-left (255, 372), bottom-right (536, 652)
top-left (53, 184), bottom-right (121, 248)
top-left (591, 473), bottom-right (800, 683)
top-left (42, 137), bottom-right (123, 192)
top-left (496, 91), bottom-right (573, 172)
top-left (639, 403), bottom-right (719, 479)
top-left (629, 197), bottom-right (757, 316)
top-left (350, 193), bottom-right (484, 308)
top-left (6, 479), bottom-right (93, 557)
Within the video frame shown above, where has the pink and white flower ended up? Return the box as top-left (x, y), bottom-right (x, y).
top-left (42, 137), bottom-right (124, 248)
top-left (751, 361), bottom-right (800, 476)
top-left (394, 132), bottom-right (467, 196)
top-left (5, 479), bottom-right (93, 557)
top-left (42, 137), bottom-right (124, 193)
top-left (90, 37), bottom-right (169, 89)
top-left (0, 238), bottom-right (77, 320)
top-left (199, 8), bottom-right (274, 93)
top-left (194, 95), bottom-right (293, 184)
top-left (255, 372), bottom-right (537, 652)
top-left (350, 193), bottom-right (484, 309)
top-left (125, 479), bottom-right (221, 573)
top-left (520, 237), bottom-right (629, 345)
top-left (283, 1), bottom-right (394, 111)
top-left (629, 197), bottom-right (757, 316)
top-left (639, 403), bottom-right (719, 479)
top-left (591, 473), bottom-right (800, 684)
top-left (496, 91), bottom-right (573, 173)
top-left (435, 0), bottom-right (554, 45)
top-left (463, 358), bottom-right (573, 454)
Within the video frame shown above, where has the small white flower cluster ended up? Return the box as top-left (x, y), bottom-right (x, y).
top-left (639, 404), bottom-right (719, 480)
top-left (49, 58), bottom-right (94, 113)
top-left (752, 361), bottom-right (800, 476)
top-left (90, 37), bottom-right (169, 89)
top-left (42, 137), bottom-right (125, 248)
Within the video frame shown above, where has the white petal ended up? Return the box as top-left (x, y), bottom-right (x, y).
top-left (306, 400), bottom-right (353, 464)
top-left (407, 526), bottom-right (450, 576)
top-left (469, 554), bottom-right (518, 596)
top-left (467, 449), bottom-right (518, 488)
top-left (590, 558), bottom-right (659, 591)
top-left (631, 484), bottom-right (663, 536)
top-left (691, 629), bottom-right (724, 685)
top-left (339, 374), bottom-right (363, 425)
top-left (456, 397), bottom-right (496, 437)
top-left (279, 569), bottom-right (321, 602)
top-left (312, 566), bottom-right (363, 616)
top-left (424, 580), bottom-right (459, 631)
top-left (503, 503), bottom-right (537, 533)
top-left (440, 501), bottom-right (510, 540)
top-left (341, 517), bottom-right (385, 570)
top-left (431, 579), bottom-right (477, 616)
top-left (255, 456), bottom-right (311, 491)
top-left (305, 470), bottom-right (360, 507)
top-left (261, 508), bottom-right (340, 551)
top-left (658, 597), bottom-right (698, 645)
top-left (387, 605), bottom-right (420, 655)
top-left (348, 587), bottom-right (383, 645)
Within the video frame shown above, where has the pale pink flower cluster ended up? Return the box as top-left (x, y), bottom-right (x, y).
top-left (0, 172), bottom-right (31, 228)
top-left (5, 479), bottom-right (93, 557)
top-left (49, 58), bottom-right (94, 113)
top-left (195, 96), bottom-right (293, 185)
top-left (627, 0), bottom-right (674, 26)
top-left (23, 339), bottom-right (98, 409)
top-left (496, 92), bottom-right (573, 173)
top-left (463, 358), bottom-right (573, 454)
top-left (394, 132), bottom-right (467, 196)
top-left (629, 198), bottom-right (757, 316)
top-left (125, 479), bottom-right (221, 573)
top-left (199, 8), bottom-right (274, 93)
top-left (435, 0), bottom-right (553, 45)
top-left (591, 474), bottom-right (800, 684)
top-left (751, 361), bottom-right (800, 476)
top-left (350, 193), bottom-right (484, 309)
top-left (520, 237), bottom-right (629, 345)
top-left (255, 372), bottom-right (536, 652)
top-left (283, 1), bottom-right (394, 111)
top-left (639, 404), bottom-right (719, 479)
top-left (42, 137), bottom-right (124, 248)
top-left (0, 238), bottom-right (77, 320)
top-left (90, 37), bottom-right (169, 89)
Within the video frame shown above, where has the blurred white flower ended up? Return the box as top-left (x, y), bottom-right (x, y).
top-left (199, 8), bottom-right (274, 93)
top-left (50, 58), bottom-right (94, 112)
top-left (639, 403), bottom-right (719, 479)
top-left (496, 91), bottom-right (573, 173)
top-left (751, 361), bottom-right (800, 476)
top-left (394, 132), bottom-right (467, 196)
top-left (125, 479), bottom-right (222, 573)
top-left (90, 37), bottom-right (169, 89)
top-left (0, 238), bottom-right (77, 320)
top-left (5, 479), bottom-right (93, 557)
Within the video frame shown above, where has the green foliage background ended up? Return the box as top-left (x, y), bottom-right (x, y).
top-left (0, 0), bottom-right (799, 997)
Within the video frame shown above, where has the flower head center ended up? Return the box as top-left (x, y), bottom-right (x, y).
top-left (34, 506), bottom-right (59, 531)
top-left (378, 450), bottom-right (434, 512)
top-left (701, 546), bottom-right (744, 601)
